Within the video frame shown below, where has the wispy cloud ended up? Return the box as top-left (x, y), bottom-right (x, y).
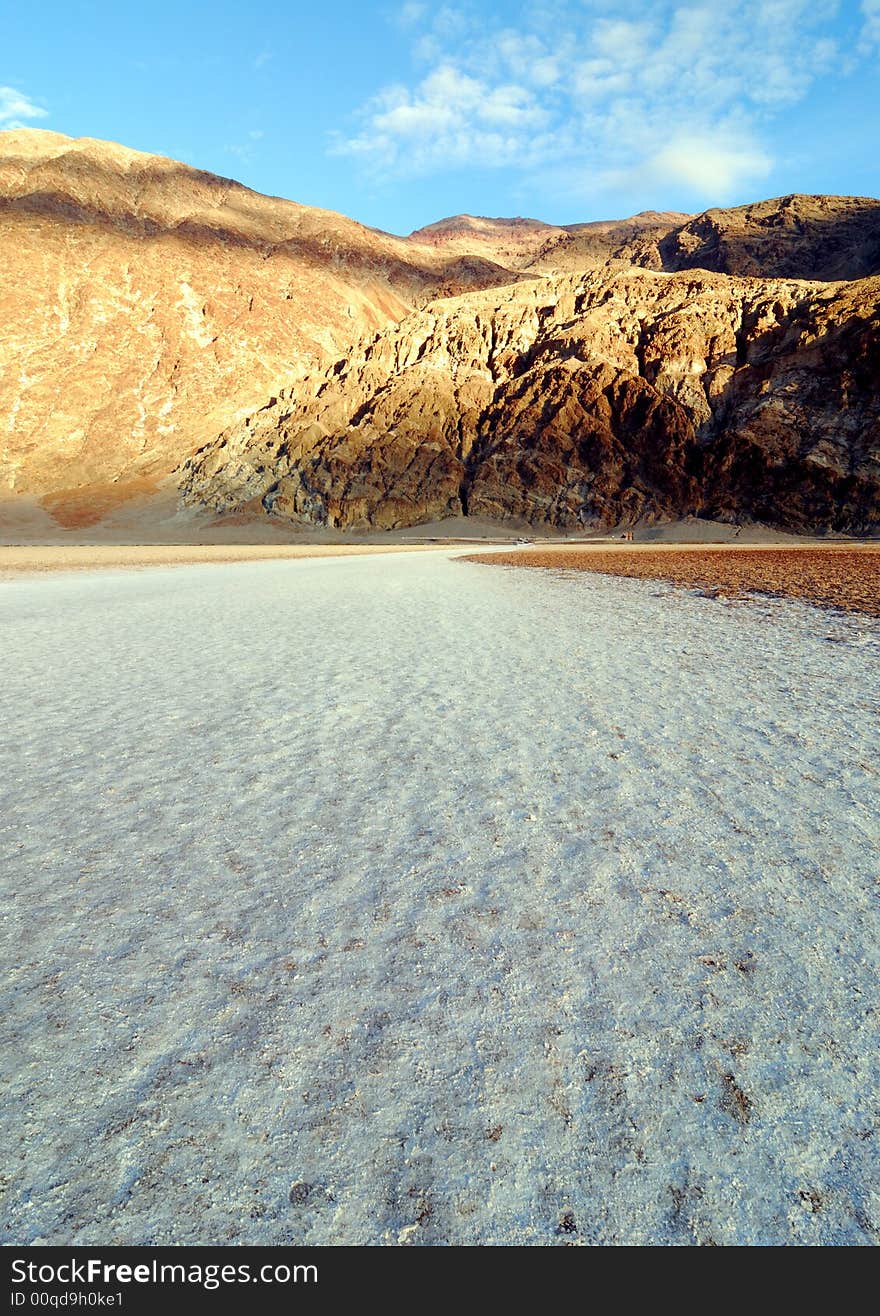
top-left (225, 128), bottom-right (266, 164)
top-left (332, 1), bottom-right (853, 205)
top-left (602, 132), bottom-right (774, 199)
top-left (336, 63), bottom-right (554, 174)
top-left (860, 0), bottom-right (880, 50)
top-left (396, 2), bottom-right (427, 26)
top-left (0, 86), bottom-right (49, 130)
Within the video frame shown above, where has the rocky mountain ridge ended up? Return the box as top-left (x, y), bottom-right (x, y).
top-left (179, 264), bottom-right (880, 534)
top-left (643, 194), bottom-right (880, 282)
top-left (2, 129), bottom-right (878, 533)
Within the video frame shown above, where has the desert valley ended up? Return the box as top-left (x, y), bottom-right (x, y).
top-left (1, 125), bottom-right (878, 1250)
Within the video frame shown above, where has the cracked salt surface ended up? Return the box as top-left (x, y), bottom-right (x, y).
top-left (1, 550), bottom-right (877, 1245)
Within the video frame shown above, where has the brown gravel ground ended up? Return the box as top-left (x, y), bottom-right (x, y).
top-left (465, 545), bottom-right (880, 617)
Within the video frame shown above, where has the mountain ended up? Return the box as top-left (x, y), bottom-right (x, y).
top-left (642, 194), bottom-right (880, 282)
top-left (2, 129), bottom-right (878, 535)
top-left (0, 129), bottom-right (526, 521)
top-left (405, 199), bottom-right (880, 283)
top-left (529, 212), bottom-right (692, 273)
top-left (408, 215), bottom-right (567, 269)
top-left (409, 211), bottom-right (695, 274)
top-left (179, 264), bottom-right (880, 535)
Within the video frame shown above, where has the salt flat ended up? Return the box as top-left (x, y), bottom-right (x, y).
top-left (1, 550), bottom-right (877, 1245)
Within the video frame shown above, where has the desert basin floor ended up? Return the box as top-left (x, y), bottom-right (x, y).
top-left (1, 549), bottom-right (877, 1245)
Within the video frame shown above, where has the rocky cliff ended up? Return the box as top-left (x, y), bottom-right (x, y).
top-left (178, 264), bottom-right (880, 534)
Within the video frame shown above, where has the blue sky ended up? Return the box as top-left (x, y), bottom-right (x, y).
top-left (2, 1), bottom-right (878, 233)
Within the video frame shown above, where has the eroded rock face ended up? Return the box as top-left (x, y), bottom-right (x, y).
top-left (178, 266), bottom-right (880, 534)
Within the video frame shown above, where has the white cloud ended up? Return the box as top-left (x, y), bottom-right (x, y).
top-left (332, 63), bottom-right (550, 173)
top-left (397, 1), bottom-right (427, 25)
top-left (860, 0), bottom-right (880, 50)
top-left (590, 18), bottom-right (654, 65)
top-left (634, 133), bottom-right (774, 196)
top-left (332, 1), bottom-right (860, 205)
top-left (493, 31), bottom-right (565, 87)
top-left (0, 86), bottom-right (48, 129)
top-left (226, 128), bottom-right (265, 162)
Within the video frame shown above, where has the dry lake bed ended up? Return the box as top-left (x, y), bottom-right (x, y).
top-left (2, 548), bottom-right (877, 1244)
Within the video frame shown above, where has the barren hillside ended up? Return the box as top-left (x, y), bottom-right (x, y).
top-left (0, 130), bottom-right (525, 516)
